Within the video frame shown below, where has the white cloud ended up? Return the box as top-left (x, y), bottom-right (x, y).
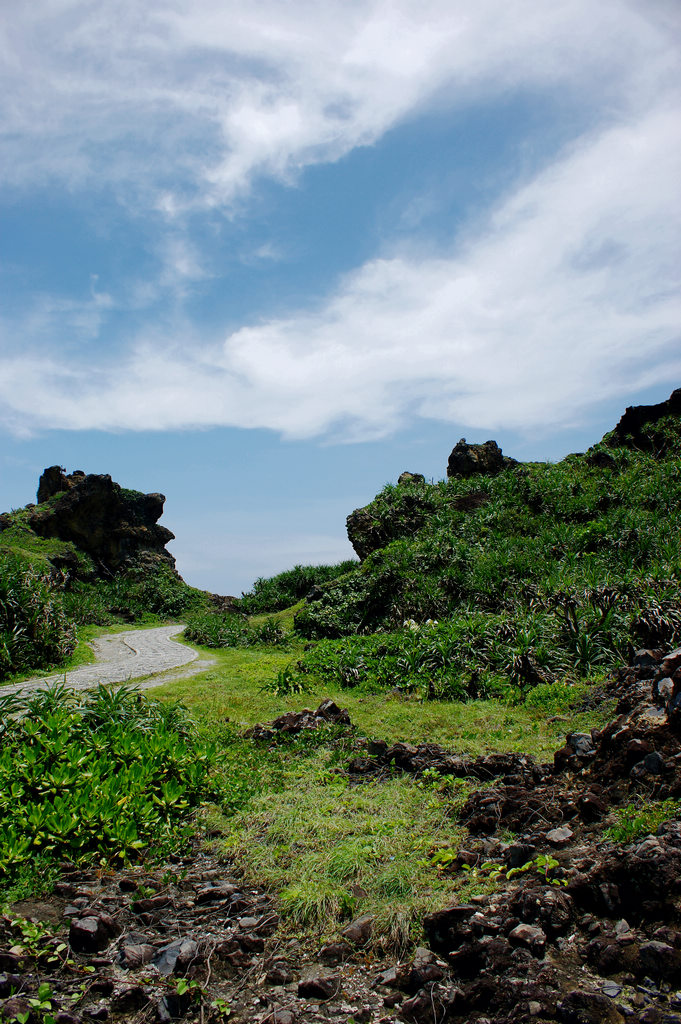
top-left (1, 98), bottom-right (679, 438)
top-left (1, 0), bottom-right (677, 208)
top-left (0, 1), bottom-right (679, 442)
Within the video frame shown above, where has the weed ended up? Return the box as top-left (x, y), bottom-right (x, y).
top-left (606, 798), bottom-right (681, 843)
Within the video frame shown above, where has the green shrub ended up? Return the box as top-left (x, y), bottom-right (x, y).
top-left (0, 553), bottom-right (76, 679)
top-left (63, 562), bottom-right (206, 625)
top-left (184, 610), bottom-right (289, 649)
top-left (0, 683), bottom-right (230, 896)
top-left (238, 560), bottom-right (358, 614)
top-left (294, 431), bottom-right (681, 696)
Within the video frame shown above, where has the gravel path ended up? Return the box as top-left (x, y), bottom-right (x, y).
top-left (1, 625), bottom-right (201, 697)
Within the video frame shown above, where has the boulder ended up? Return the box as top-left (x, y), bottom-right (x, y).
top-left (446, 439), bottom-right (517, 479)
top-left (29, 466), bottom-right (176, 575)
top-left (606, 388), bottom-right (681, 451)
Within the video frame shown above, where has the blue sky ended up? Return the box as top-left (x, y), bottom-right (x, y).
top-left (1, 1), bottom-right (680, 595)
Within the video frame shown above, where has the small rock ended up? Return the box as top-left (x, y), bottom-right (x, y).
top-left (602, 982), bottom-right (622, 998)
top-left (266, 962), bottom-right (293, 985)
top-left (69, 914), bottom-right (120, 954)
top-left (506, 843), bottom-right (536, 868)
top-left (341, 914), bottom-right (374, 946)
top-left (508, 923), bottom-right (547, 954)
top-left (267, 1011), bottom-right (295, 1024)
top-left (120, 942), bottom-right (155, 968)
top-left (83, 1005), bottom-right (109, 1021)
top-left (156, 991), bottom-right (193, 1022)
top-left (319, 941), bottom-right (352, 965)
top-left (0, 997), bottom-right (33, 1022)
top-left (154, 938), bottom-right (199, 976)
top-left (297, 968), bottom-right (340, 1001)
top-left (567, 732), bottom-right (596, 757)
top-left (131, 895), bottom-right (171, 915)
top-left (111, 985), bottom-right (150, 1013)
top-left (639, 941), bottom-right (681, 982)
top-left (558, 989), bottom-right (625, 1023)
top-left (547, 826), bottom-right (574, 847)
top-left (195, 882), bottom-right (238, 903)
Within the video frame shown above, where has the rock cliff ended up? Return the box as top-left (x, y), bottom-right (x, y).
top-left (27, 466), bottom-right (176, 576)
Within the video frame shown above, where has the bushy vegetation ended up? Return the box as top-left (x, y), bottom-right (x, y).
top-left (0, 553), bottom-right (76, 679)
top-left (62, 562), bottom-right (207, 626)
top-left (287, 578), bottom-right (681, 700)
top-left (0, 684), bottom-right (231, 899)
top-left (184, 610), bottom-right (289, 648)
top-left (237, 559), bottom-right (358, 614)
top-left (291, 422), bottom-right (681, 698)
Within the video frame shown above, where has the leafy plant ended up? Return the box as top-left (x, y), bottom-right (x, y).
top-left (606, 798), bottom-right (681, 844)
top-left (0, 553), bottom-right (76, 679)
top-left (0, 684), bottom-right (231, 896)
top-left (237, 560), bottom-right (358, 614)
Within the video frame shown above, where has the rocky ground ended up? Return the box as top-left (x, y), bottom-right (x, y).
top-left (2, 648), bottom-right (680, 1024)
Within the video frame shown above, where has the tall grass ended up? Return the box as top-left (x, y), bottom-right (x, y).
top-left (237, 560), bottom-right (358, 614)
top-left (0, 553), bottom-right (76, 679)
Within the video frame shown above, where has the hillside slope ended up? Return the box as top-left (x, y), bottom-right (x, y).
top-left (291, 390), bottom-right (681, 702)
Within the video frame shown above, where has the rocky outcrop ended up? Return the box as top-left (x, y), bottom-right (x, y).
top-left (447, 438), bottom-right (518, 478)
top-left (245, 699), bottom-right (352, 742)
top-left (344, 645), bottom-right (681, 1023)
top-left (27, 466), bottom-right (176, 575)
top-left (606, 387), bottom-right (681, 451)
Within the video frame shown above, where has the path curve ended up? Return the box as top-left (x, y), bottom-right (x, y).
top-left (2, 625), bottom-right (201, 698)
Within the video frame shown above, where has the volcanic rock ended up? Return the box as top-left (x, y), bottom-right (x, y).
top-left (446, 438), bottom-right (518, 478)
top-left (27, 466), bottom-right (176, 575)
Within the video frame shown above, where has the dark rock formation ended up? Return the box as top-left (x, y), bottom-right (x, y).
top-left (28, 466), bottom-right (175, 575)
top-left (606, 387), bottom-right (681, 450)
top-left (447, 438), bottom-right (518, 478)
top-left (245, 699), bottom-right (352, 742)
top-left (397, 471), bottom-right (426, 485)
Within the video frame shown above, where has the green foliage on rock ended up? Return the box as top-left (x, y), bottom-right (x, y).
top-left (62, 562), bottom-right (207, 626)
top-left (292, 423), bottom-right (681, 698)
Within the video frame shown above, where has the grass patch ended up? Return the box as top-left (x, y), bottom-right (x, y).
top-left (606, 798), bottom-right (681, 844)
top-left (159, 637), bottom-right (615, 951)
top-left (215, 743), bottom-right (471, 953)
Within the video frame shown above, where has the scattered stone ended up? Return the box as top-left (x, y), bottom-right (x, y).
top-left (297, 968), bottom-right (340, 1000)
top-left (546, 826), bottom-right (574, 847)
top-left (341, 915), bottom-right (374, 947)
top-left (318, 941), bottom-right (352, 965)
top-left (246, 700), bottom-right (351, 741)
top-left (120, 942), bottom-right (155, 968)
top-left (69, 914), bottom-right (120, 954)
top-left (508, 923), bottom-right (547, 954)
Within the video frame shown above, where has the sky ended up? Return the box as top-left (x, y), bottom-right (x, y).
top-left (1, 0), bottom-right (680, 595)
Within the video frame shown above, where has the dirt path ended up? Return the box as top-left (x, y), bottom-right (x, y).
top-left (1, 624), bottom-right (208, 697)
